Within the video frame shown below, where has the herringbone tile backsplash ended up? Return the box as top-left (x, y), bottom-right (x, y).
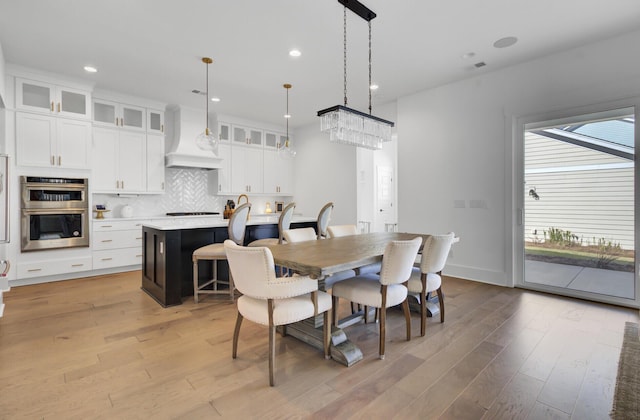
top-left (93, 168), bottom-right (224, 217)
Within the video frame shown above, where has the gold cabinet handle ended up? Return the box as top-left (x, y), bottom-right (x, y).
top-left (71, 264), bottom-right (84, 267)
top-left (161, 124), bottom-right (164, 133)
top-left (101, 239), bottom-right (113, 243)
top-left (28, 268), bottom-right (42, 272)
top-left (57, 102), bottom-right (61, 113)
top-left (51, 155), bottom-right (55, 165)
top-left (50, 101), bottom-right (54, 112)
top-left (58, 156), bottom-right (61, 166)
top-left (115, 117), bottom-right (119, 126)
top-left (120, 117), bottom-right (124, 126)
top-left (101, 258), bottom-right (113, 261)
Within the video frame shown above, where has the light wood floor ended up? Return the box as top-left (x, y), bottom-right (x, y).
top-left (0, 271), bottom-right (637, 419)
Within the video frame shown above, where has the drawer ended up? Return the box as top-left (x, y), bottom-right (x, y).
top-left (92, 230), bottom-right (143, 250)
top-left (93, 220), bottom-right (144, 231)
top-left (93, 248), bottom-right (143, 269)
top-left (17, 256), bottom-right (93, 279)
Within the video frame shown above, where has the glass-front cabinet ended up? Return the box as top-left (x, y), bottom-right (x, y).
top-left (16, 78), bottom-right (91, 120)
top-left (232, 125), bottom-right (262, 146)
top-left (147, 109), bottom-right (165, 134)
top-left (93, 99), bottom-right (145, 131)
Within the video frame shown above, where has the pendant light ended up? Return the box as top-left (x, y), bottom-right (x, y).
top-left (279, 83), bottom-right (296, 159)
top-left (195, 57), bottom-right (219, 153)
top-left (317, 0), bottom-right (394, 150)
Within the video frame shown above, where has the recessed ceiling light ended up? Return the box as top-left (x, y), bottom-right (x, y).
top-left (369, 84), bottom-right (379, 91)
top-left (289, 49), bottom-right (301, 57)
top-left (284, 114), bottom-right (291, 119)
top-left (461, 52), bottom-right (476, 59)
top-left (211, 97), bottom-right (220, 102)
top-left (493, 36), bottom-right (518, 49)
top-left (83, 66), bottom-right (97, 73)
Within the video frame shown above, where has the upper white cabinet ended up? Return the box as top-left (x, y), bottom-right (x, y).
top-left (146, 134), bottom-right (165, 193)
top-left (211, 143), bottom-right (232, 194)
top-left (219, 122), bottom-right (231, 143)
top-left (16, 78), bottom-right (91, 120)
top-left (16, 112), bottom-right (91, 169)
top-left (232, 125), bottom-right (262, 147)
top-left (263, 149), bottom-right (293, 195)
top-left (231, 146), bottom-right (263, 193)
top-left (92, 127), bottom-right (146, 193)
top-left (93, 99), bottom-right (146, 131)
top-left (147, 109), bottom-right (165, 134)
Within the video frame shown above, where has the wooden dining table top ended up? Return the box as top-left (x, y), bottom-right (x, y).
top-left (266, 232), bottom-right (429, 279)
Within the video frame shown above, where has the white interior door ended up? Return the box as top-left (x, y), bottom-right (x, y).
top-left (375, 165), bottom-right (395, 232)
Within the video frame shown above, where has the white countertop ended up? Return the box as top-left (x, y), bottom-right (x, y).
top-left (102, 214), bottom-right (316, 231)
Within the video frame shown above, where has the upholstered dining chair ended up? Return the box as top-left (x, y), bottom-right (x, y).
top-left (224, 240), bottom-right (332, 386)
top-left (316, 202), bottom-right (334, 239)
top-left (283, 227), bottom-right (356, 288)
top-left (249, 202), bottom-right (296, 247)
top-left (331, 237), bottom-right (422, 359)
top-left (192, 203), bottom-right (251, 303)
top-left (327, 224), bottom-right (381, 276)
top-left (407, 232), bottom-right (456, 336)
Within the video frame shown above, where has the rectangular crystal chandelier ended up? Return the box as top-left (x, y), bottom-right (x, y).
top-left (318, 105), bottom-right (394, 150)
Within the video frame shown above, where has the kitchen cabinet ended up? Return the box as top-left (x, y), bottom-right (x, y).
top-left (231, 146), bottom-right (263, 193)
top-left (232, 125), bottom-right (262, 146)
top-left (210, 143), bottom-right (231, 194)
top-left (146, 134), bottom-right (165, 193)
top-left (92, 127), bottom-right (146, 193)
top-left (263, 149), bottom-right (293, 195)
top-left (219, 122), bottom-right (231, 143)
top-left (93, 99), bottom-right (146, 131)
top-left (16, 256), bottom-right (92, 279)
top-left (16, 112), bottom-right (91, 169)
top-left (15, 78), bottom-right (91, 120)
top-left (147, 109), bottom-right (165, 134)
top-left (92, 220), bottom-right (144, 269)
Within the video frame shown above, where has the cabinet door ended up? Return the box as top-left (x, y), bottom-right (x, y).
top-left (263, 149), bottom-right (279, 194)
top-left (245, 147), bottom-right (263, 193)
top-left (147, 109), bottom-right (164, 134)
top-left (215, 143), bottom-right (232, 193)
top-left (121, 104), bottom-right (146, 131)
top-left (56, 119), bottom-right (91, 169)
top-left (146, 134), bottom-right (165, 193)
top-left (93, 99), bottom-right (118, 127)
top-left (92, 127), bottom-right (119, 191)
top-left (231, 147), bottom-right (246, 193)
top-left (219, 122), bottom-right (231, 143)
top-left (264, 132), bottom-right (278, 150)
top-left (16, 79), bottom-right (54, 114)
top-left (248, 128), bottom-right (262, 147)
top-left (232, 126), bottom-right (248, 145)
top-left (118, 131), bottom-right (146, 192)
top-left (278, 157), bottom-right (294, 195)
top-left (57, 86), bottom-right (90, 119)
top-left (16, 113), bottom-right (55, 167)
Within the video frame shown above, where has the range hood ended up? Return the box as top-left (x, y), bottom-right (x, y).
top-left (165, 106), bottom-right (223, 170)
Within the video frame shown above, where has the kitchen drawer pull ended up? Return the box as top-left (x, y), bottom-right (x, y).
top-left (50, 101), bottom-right (54, 111)
top-left (136, 237), bottom-right (143, 240)
top-left (100, 225), bottom-right (113, 228)
top-left (27, 268), bottom-right (42, 272)
top-left (101, 239), bottom-right (113, 243)
top-left (57, 102), bottom-right (61, 113)
top-left (136, 254), bottom-right (143, 258)
top-left (101, 258), bottom-right (113, 261)
top-left (71, 264), bottom-right (84, 267)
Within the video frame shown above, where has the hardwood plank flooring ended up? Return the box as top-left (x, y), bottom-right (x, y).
top-left (0, 272), bottom-right (637, 419)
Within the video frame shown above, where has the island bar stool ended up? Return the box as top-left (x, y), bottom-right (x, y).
top-left (249, 202), bottom-right (296, 247)
top-left (316, 202), bottom-right (334, 239)
top-left (192, 203), bottom-right (251, 303)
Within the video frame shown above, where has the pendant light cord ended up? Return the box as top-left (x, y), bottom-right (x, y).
top-left (343, 6), bottom-right (348, 107)
top-left (368, 20), bottom-right (372, 115)
top-left (205, 59), bottom-right (209, 133)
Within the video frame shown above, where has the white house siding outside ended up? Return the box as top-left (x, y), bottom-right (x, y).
top-left (524, 132), bottom-right (634, 250)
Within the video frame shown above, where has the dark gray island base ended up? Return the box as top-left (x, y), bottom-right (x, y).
top-left (141, 221), bottom-right (316, 307)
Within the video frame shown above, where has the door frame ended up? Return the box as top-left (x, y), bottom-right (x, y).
top-left (509, 97), bottom-right (640, 308)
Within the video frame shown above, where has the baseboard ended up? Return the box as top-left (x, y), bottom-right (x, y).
top-left (444, 264), bottom-right (508, 287)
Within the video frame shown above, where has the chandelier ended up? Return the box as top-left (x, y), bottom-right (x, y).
top-left (278, 83), bottom-right (296, 159)
top-left (195, 57), bottom-right (219, 153)
top-left (317, 0), bottom-right (394, 150)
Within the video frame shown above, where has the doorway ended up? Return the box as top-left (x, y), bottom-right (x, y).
top-left (518, 107), bottom-right (637, 305)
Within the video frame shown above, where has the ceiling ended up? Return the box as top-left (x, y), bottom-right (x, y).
top-left (1, 0), bottom-right (640, 128)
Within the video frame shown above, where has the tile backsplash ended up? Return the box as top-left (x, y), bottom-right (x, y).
top-left (93, 168), bottom-right (285, 218)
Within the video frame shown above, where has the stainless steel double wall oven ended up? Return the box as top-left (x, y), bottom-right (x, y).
top-left (20, 176), bottom-right (89, 251)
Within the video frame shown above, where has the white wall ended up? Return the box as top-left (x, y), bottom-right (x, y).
top-left (398, 29), bottom-right (640, 286)
top-left (293, 123), bottom-right (357, 225)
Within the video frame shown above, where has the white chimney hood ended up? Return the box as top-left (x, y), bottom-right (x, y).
top-left (165, 106), bottom-right (223, 170)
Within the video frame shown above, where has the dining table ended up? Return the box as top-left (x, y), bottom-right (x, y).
top-left (266, 231), bottom-right (430, 366)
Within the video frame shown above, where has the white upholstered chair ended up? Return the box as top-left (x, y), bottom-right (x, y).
top-left (224, 240), bottom-right (332, 386)
top-left (408, 232), bottom-right (456, 336)
top-left (331, 237), bottom-right (422, 359)
top-left (327, 224), bottom-right (381, 276)
top-left (249, 202), bottom-right (296, 247)
top-left (316, 202), bottom-right (334, 239)
top-left (192, 203), bottom-right (251, 303)
top-left (283, 227), bottom-right (356, 288)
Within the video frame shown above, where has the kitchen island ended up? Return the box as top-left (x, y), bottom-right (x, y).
top-left (141, 215), bottom-right (316, 307)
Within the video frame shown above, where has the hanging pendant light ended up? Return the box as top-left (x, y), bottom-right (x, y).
top-left (195, 57), bottom-right (219, 153)
top-left (279, 83), bottom-right (296, 159)
top-left (317, 0), bottom-right (394, 150)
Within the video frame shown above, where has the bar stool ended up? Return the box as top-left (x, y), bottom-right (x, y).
top-left (192, 203), bottom-right (251, 303)
top-left (317, 202), bottom-right (334, 239)
top-left (248, 202), bottom-right (296, 247)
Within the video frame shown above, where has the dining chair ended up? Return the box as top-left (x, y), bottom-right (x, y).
top-left (327, 224), bottom-right (381, 275)
top-left (407, 232), bottom-right (456, 336)
top-left (249, 202), bottom-right (296, 247)
top-left (331, 237), bottom-right (422, 359)
top-left (191, 203), bottom-right (251, 303)
top-left (316, 202), bottom-right (334, 239)
top-left (224, 240), bottom-right (332, 386)
top-left (283, 227), bottom-right (356, 288)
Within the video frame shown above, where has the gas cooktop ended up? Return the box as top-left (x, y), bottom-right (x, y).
top-left (166, 212), bottom-right (220, 216)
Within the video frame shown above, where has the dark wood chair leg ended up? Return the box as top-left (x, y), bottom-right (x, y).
top-left (436, 287), bottom-right (444, 323)
top-left (269, 325), bottom-right (276, 387)
top-left (232, 312), bottom-right (243, 358)
top-left (402, 299), bottom-right (411, 341)
top-left (379, 306), bottom-right (386, 360)
top-left (420, 289), bottom-right (427, 336)
top-left (332, 295), bottom-right (339, 327)
top-left (323, 310), bottom-right (331, 359)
